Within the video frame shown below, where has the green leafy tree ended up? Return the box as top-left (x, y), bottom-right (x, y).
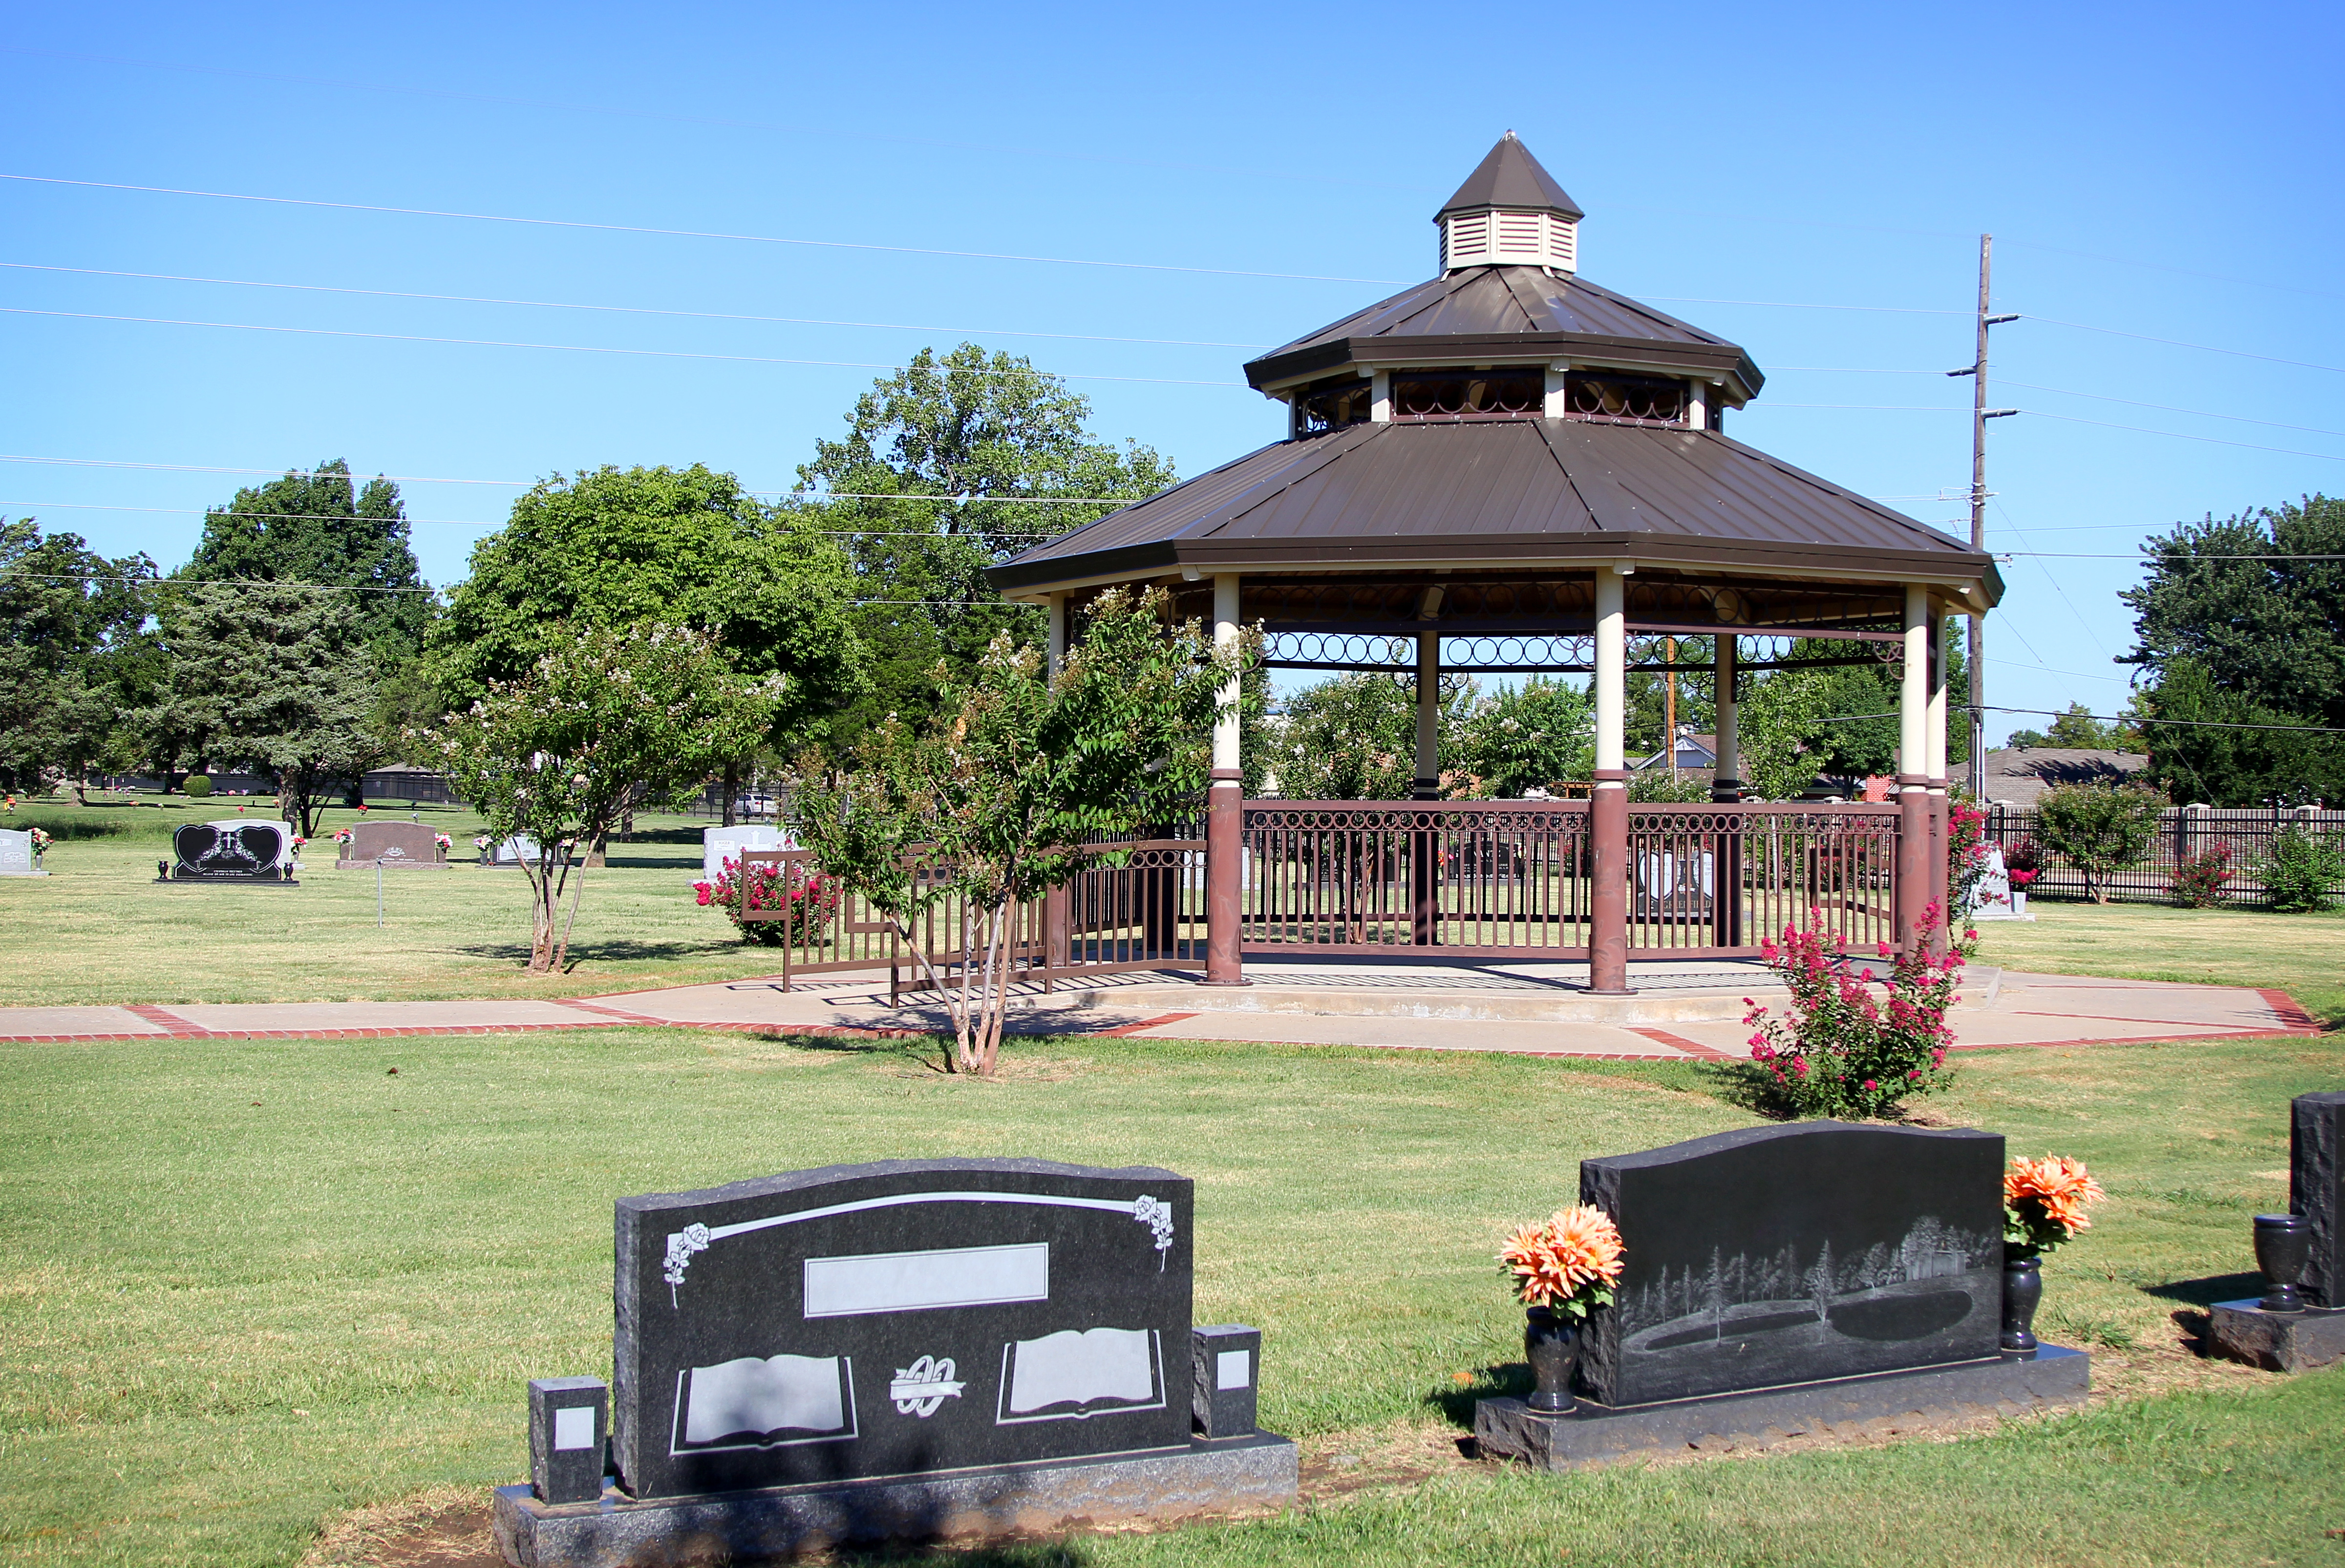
top-left (2258, 825), bottom-right (2345, 912)
top-left (799, 344), bottom-right (1176, 741)
top-left (2035, 781), bottom-right (2167, 903)
top-left (1262, 673), bottom-right (1476, 801)
top-left (432, 465), bottom-right (863, 814)
top-left (2043, 703), bottom-right (2117, 750)
top-left (186, 460), bottom-right (432, 662)
top-left (418, 623), bottom-right (780, 972)
top-left (2124, 495), bottom-right (2345, 804)
top-left (1458, 677), bottom-right (1594, 798)
top-left (0, 519), bottom-right (159, 797)
top-left (159, 582), bottom-right (384, 836)
top-left (789, 586), bottom-right (1244, 1076)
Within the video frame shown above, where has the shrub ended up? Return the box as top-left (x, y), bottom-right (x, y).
top-left (2259, 825), bottom-right (2345, 912)
top-left (181, 774), bottom-right (213, 798)
top-left (1626, 769), bottom-right (1708, 803)
top-left (2003, 835), bottom-right (2043, 894)
top-left (1743, 903), bottom-right (1962, 1120)
top-left (2035, 782), bottom-right (2165, 903)
top-left (695, 856), bottom-right (842, 946)
top-left (2166, 840), bottom-right (2236, 908)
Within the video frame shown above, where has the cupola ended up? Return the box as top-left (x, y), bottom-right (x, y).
top-left (1436, 131), bottom-right (1582, 274)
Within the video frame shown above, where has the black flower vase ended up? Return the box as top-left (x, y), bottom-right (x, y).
top-left (2254, 1214), bottom-right (2309, 1313)
top-left (2001, 1248), bottom-right (2043, 1356)
top-left (1525, 1306), bottom-right (1579, 1413)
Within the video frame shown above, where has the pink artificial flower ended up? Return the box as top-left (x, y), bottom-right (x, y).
top-left (1863, 1080), bottom-right (1877, 1091)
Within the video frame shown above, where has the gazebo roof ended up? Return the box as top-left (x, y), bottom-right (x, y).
top-left (986, 420), bottom-right (2003, 609)
top-left (1438, 132), bottom-right (1584, 220)
top-left (1243, 266), bottom-right (1764, 402)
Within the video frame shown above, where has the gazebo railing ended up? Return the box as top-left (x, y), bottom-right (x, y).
top-left (1237, 799), bottom-right (1901, 959)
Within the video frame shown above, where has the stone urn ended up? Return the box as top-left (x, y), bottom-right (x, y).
top-left (2254, 1214), bottom-right (2309, 1313)
top-left (1524, 1306), bottom-right (1580, 1413)
top-left (2001, 1247), bottom-right (2043, 1356)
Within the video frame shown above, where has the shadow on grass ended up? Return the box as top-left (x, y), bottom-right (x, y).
top-left (1424, 1360), bottom-right (1532, 1428)
top-left (448, 939), bottom-right (738, 967)
top-left (2141, 1272), bottom-right (2263, 1308)
top-left (837, 1544), bottom-right (1095, 1566)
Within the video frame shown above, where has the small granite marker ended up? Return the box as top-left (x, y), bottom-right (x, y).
top-left (493, 1158), bottom-right (1293, 1563)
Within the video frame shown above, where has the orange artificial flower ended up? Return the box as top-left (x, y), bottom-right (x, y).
top-left (1500, 1204), bottom-right (1625, 1310)
top-left (2005, 1154), bottom-right (2106, 1238)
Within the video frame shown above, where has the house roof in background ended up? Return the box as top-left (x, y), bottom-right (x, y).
top-left (1981, 747), bottom-right (2150, 805)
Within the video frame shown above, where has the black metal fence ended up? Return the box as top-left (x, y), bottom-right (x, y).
top-left (1981, 805), bottom-right (2345, 904)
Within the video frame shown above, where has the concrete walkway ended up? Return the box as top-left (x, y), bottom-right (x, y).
top-left (0, 958), bottom-right (2318, 1060)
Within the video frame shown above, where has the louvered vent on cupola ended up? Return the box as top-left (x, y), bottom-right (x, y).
top-left (1441, 207), bottom-right (1577, 273)
top-left (1434, 132), bottom-right (1584, 275)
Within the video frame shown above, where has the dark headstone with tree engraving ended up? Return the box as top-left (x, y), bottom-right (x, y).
top-left (2293, 1091), bottom-right (2345, 1309)
top-left (613, 1158), bottom-right (1192, 1500)
top-left (337, 820), bottom-right (445, 868)
top-left (1578, 1122), bottom-right (2004, 1406)
top-left (164, 821), bottom-right (294, 883)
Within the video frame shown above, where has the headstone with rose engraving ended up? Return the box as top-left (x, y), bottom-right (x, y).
top-left (337, 820), bottom-right (448, 868)
top-left (611, 1158), bottom-right (1194, 1499)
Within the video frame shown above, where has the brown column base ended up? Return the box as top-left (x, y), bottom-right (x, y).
top-left (1896, 775), bottom-right (1929, 955)
top-left (1927, 780), bottom-right (1950, 954)
top-left (1204, 771), bottom-right (1248, 986)
top-left (1589, 772), bottom-right (1634, 996)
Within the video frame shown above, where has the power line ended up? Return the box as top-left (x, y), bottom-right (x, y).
top-left (1983, 703), bottom-right (2345, 736)
top-left (2012, 408), bottom-right (2345, 463)
top-left (0, 455), bottom-right (533, 486)
top-left (0, 306), bottom-right (1244, 388)
top-left (0, 500), bottom-right (1073, 536)
top-left (0, 568), bottom-right (1044, 610)
top-left (2025, 315), bottom-right (2345, 376)
top-left (0, 261), bottom-right (1270, 351)
top-left (1997, 380), bottom-right (2345, 440)
top-left (0, 172), bottom-right (1405, 286)
top-left (2005, 551), bottom-right (2345, 561)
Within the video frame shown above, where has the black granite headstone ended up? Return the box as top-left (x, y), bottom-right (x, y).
top-left (613, 1158), bottom-right (1192, 1500)
top-left (166, 820), bottom-right (292, 882)
top-left (530, 1377), bottom-right (609, 1504)
top-left (1579, 1122), bottom-right (2004, 1407)
top-left (2293, 1091), bottom-right (2345, 1309)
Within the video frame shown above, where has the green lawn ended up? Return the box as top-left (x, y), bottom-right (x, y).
top-left (1972, 898), bottom-right (2345, 1029)
top-left (0, 797), bottom-right (798, 1004)
top-left (1, 1023), bottom-right (2339, 1568)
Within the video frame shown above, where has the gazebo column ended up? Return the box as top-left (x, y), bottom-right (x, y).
top-left (1206, 573), bottom-right (1246, 985)
top-left (1589, 565), bottom-right (1634, 995)
top-left (1926, 598), bottom-right (1951, 950)
top-left (1895, 586), bottom-right (1931, 954)
top-left (1411, 631), bottom-right (1439, 946)
top-left (1711, 634), bottom-right (1742, 949)
top-left (1044, 594), bottom-right (1071, 975)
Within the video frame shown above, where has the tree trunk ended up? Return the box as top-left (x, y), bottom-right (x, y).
top-left (526, 853), bottom-right (559, 972)
top-left (722, 758), bottom-right (739, 828)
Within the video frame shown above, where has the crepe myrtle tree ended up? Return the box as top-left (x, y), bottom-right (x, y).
top-left (790, 585), bottom-right (1250, 1076)
top-left (417, 622), bottom-right (779, 972)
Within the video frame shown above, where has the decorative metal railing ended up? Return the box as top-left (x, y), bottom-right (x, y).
top-left (1239, 801), bottom-right (1593, 954)
top-left (1626, 804), bottom-right (1902, 956)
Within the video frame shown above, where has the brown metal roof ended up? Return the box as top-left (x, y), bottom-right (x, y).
top-left (1244, 267), bottom-right (1763, 398)
top-left (1438, 133), bottom-right (1583, 220)
top-left (985, 420), bottom-right (2002, 607)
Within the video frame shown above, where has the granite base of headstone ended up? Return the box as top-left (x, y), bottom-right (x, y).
top-left (2207, 1301), bottom-right (2345, 1373)
top-left (0, 828), bottom-right (47, 876)
top-left (157, 821), bottom-right (297, 886)
top-left (1475, 1122), bottom-right (2089, 1472)
top-left (495, 1158), bottom-right (1294, 1566)
top-left (337, 820), bottom-right (448, 869)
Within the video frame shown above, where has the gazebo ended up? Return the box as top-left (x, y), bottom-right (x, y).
top-left (988, 134), bottom-right (2002, 993)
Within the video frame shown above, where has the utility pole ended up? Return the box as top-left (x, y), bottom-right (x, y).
top-left (1949, 235), bottom-right (2019, 797)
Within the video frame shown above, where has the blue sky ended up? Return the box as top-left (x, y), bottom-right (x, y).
top-left (3, 2), bottom-right (2339, 743)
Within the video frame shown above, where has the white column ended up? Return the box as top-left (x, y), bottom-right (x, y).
top-left (1046, 593), bottom-right (1067, 682)
top-left (1213, 574), bottom-right (1243, 775)
top-left (1712, 635), bottom-right (1739, 799)
top-left (1925, 603), bottom-right (1949, 783)
top-left (1596, 567), bottom-right (1629, 774)
top-left (1900, 586), bottom-right (1929, 778)
top-left (1415, 632), bottom-right (1440, 797)
top-left (1369, 369), bottom-right (1391, 424)
top-left (1684, 380), bottom-right (1707, 430)
top-left (1543, 361), bottom-right (1571, 418)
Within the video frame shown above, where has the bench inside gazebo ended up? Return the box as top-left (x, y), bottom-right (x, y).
top-left (987, 134), bottom-right (2000, 996)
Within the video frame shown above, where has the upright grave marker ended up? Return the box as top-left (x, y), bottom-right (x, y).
top-left (159, 821), bottom-right (296, 885)
top-left (338, 820), bottom-right (447, 868)
top-left (0, 828), bottom-right (46, 876)
top-left (1477, 1122), bottom-right (2089, 1470)
top-left (702, 824), bottom-right (793, 883)
top-left (495, 1158), bottom-right (1294, 1564)
top-left (2211, 1091), bottom-right (2345, 1371)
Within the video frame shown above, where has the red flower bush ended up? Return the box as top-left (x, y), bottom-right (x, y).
top-left (2167, 841), bottom-right (2235, 908)
top-left (1743, 903), bottom-right (1962, 1120)
top-left (696, 856), bottom-right (841, 947)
